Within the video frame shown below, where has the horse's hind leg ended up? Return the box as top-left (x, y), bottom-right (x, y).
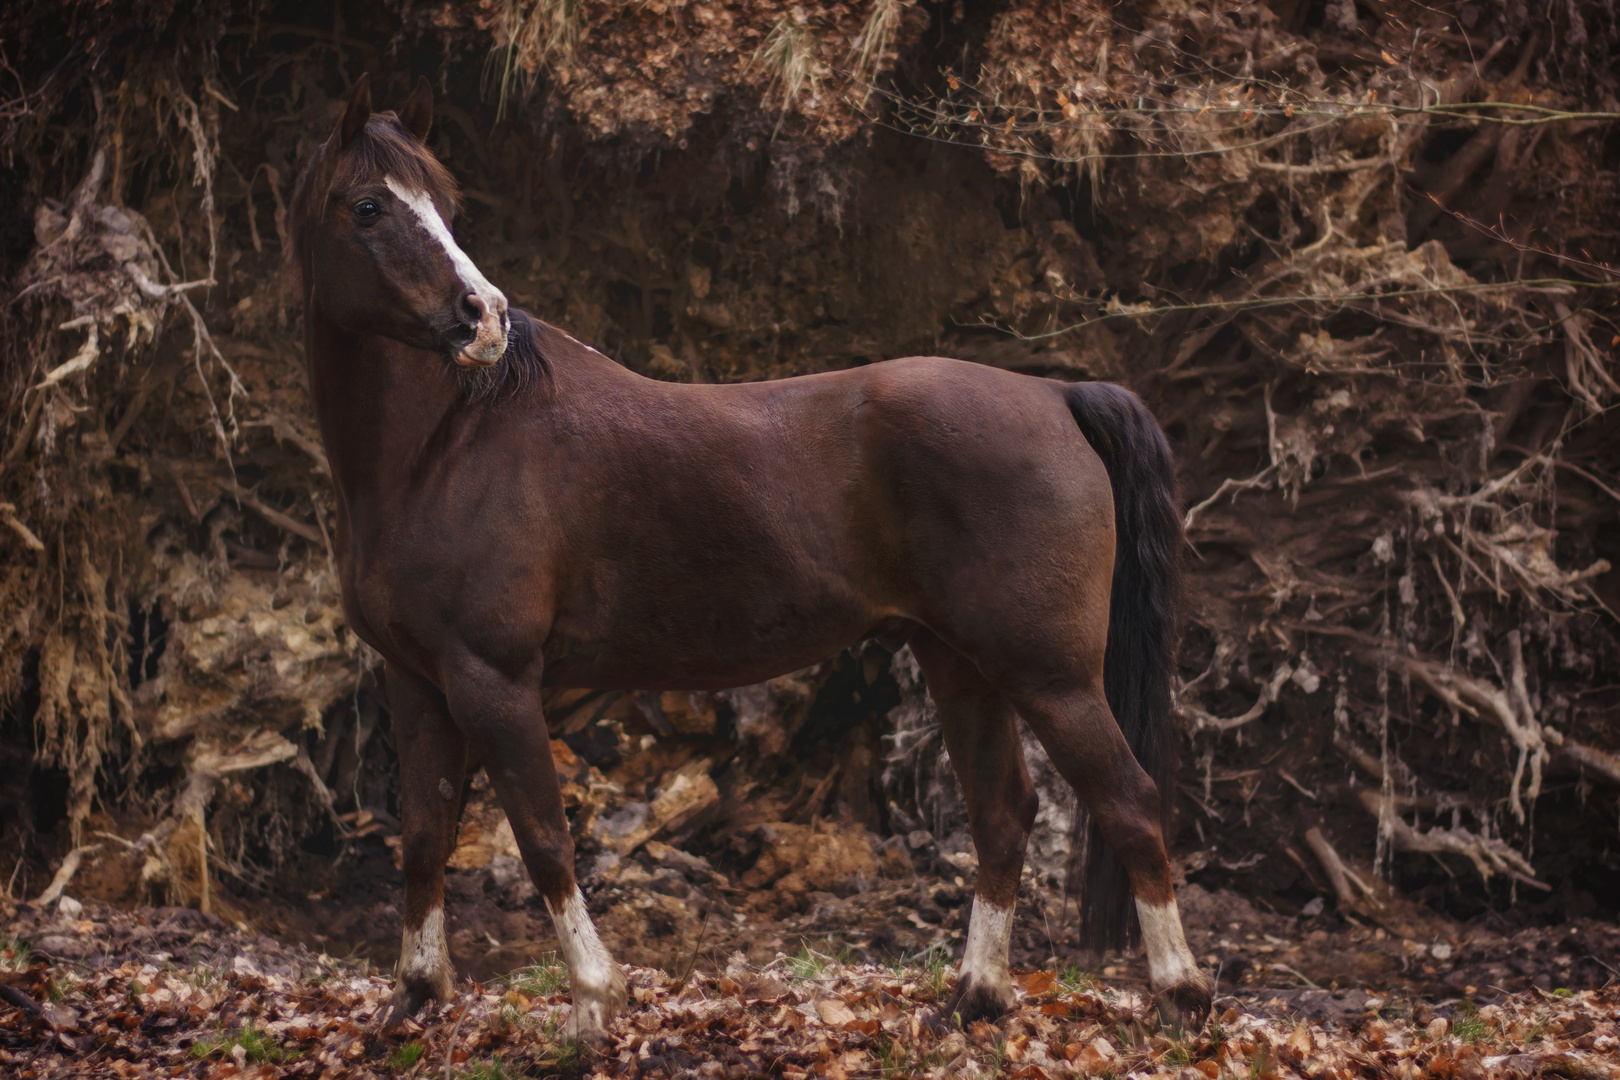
top-left (445, 662), bottom-right (626, 1042)
top-left (910, 631), bottom-right (1039, 1026)
top-left (383, 665), bottom-right (468, 1027)
top-left (1015, 684), bottom-right (1211, 1029)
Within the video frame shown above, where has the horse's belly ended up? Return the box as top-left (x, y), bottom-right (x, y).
top-left (541, 600), bottom-right (884, 691)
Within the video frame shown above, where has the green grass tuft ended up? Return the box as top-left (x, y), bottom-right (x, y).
top-left (390, 1041), bottom-right (426, 1071)
top-left (787, 942), bottom-right (830, 982)
top-left (190, 1022), bottom-right (296, 1064)
top-left (497, 953), bottom-right (568, 998)
top-left (890, 941), bottom-right (952, 996)
top-left (460, 1055), bottom-right (516, 1080)
top-left (1452, 1002), bottom-right (1489, 1044)
top-left (785, 939), bottom-right (855, 983)
top-left (1057, 961), bottom-right (1097, 994)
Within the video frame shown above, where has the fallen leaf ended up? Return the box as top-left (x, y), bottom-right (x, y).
top-left (817, 998), bottom-right (856, 1027)
top-left (1022, 970), bottom-right (1058, 995)
top-left (968, 1018), bottom-right (999, 1043)
top-left (1076, 1038), bottom-right (1119, 1077)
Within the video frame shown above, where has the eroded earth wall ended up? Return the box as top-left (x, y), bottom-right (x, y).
top-left (0, 0), bottom-right (1617, 938)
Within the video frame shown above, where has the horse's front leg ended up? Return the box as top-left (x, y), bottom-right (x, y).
top-left (446, 659), bottom-right (626, 1042)
top-left (383, 665), bottom-right (468, 1027)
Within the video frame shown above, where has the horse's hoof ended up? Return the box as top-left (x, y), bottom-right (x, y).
top-left (567, 964), bottom-right (628, 1045)
top-left (381, 982), bottom-right (438, 1030)
top-left (1153, 976), bottom-right (1214, 1034)
top-left (927, 974), bottom-right (1014, 1030)
top-left (565, 1014), bottom-right (615, 1049)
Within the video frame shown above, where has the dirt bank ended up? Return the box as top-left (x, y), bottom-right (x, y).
top-left (0, 0), bottom-right (1617, 983)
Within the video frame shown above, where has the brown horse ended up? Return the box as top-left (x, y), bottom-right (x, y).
top-left (289, 75), bottom-right (1212, 1041)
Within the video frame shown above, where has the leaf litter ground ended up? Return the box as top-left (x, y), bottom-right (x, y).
top-left (3, 900), bottom-right (1617, 1080)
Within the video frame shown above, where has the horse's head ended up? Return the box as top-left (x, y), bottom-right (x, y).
top-left (290, 75), bottom-right (508, 368)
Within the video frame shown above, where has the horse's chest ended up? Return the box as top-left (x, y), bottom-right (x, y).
top-left (337, 548), bottom-right (438, 664)
top-left (341, 538), bottom-right (550, 679)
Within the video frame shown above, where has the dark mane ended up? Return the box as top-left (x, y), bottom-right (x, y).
top-left (286, 112), bottom-right (463, 295)
top-left (456, 307), bottom-right (554, 403)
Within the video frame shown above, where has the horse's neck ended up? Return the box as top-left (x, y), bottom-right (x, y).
top-left (306, 314), bottom-right (462, 515)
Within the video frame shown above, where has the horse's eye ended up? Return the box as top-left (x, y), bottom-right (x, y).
top-left (354, 199), bottom-right (382, 221)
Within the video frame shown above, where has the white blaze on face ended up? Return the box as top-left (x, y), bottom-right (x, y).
top-left (398, 904), bottom-right (454, 997)
top-left (959, 897), bottom-right (1016, 1001)
top-left (1136, 898), bottom-right (1202, 991)
top-left (384, 176), bottom-right (508, 366)
top-left (546, 886), bottom-right (626, 1038)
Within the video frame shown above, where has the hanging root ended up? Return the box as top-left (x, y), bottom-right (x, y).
top-left (1352, 791), bottom-right (1547, 891)
top-left (1304, 827), bottom-right (1383, 916)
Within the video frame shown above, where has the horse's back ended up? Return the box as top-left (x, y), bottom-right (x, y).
top-left (621, 352), bottom-right (1117, 595)
top-left (840, 356), bottom-right (1112, 527)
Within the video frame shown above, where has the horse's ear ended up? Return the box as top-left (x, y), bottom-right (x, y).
top-left (338, 73), bottom-right (372, 147)
top-left (400, 75), bottom-right (434, 143)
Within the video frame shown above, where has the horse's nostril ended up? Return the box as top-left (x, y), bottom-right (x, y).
top-left (460, 292), bottom-right (487, 327)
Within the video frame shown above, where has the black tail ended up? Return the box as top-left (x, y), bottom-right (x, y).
top-left (1065, 381), bottom-right (1183, 953)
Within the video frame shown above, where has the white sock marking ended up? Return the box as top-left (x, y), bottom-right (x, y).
top-left (959, 897), bottom-right (1015, 1001)
top-left (399, 904), bottom-right (452, 992)
top-left (546, 886), bottom-right (624, 1036)
top-left (1136, 898), bottom-right (1202, 990)
top-left (383, 177), bottom-right (508, 365)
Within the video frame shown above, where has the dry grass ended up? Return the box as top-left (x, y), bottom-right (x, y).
top-left (755, 12), bottom-right (821, 128)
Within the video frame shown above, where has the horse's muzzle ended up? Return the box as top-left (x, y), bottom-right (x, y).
top-left (456, 329), bottom-right (506, 367)
top-left (453, 290), bottom-right (509, 367)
